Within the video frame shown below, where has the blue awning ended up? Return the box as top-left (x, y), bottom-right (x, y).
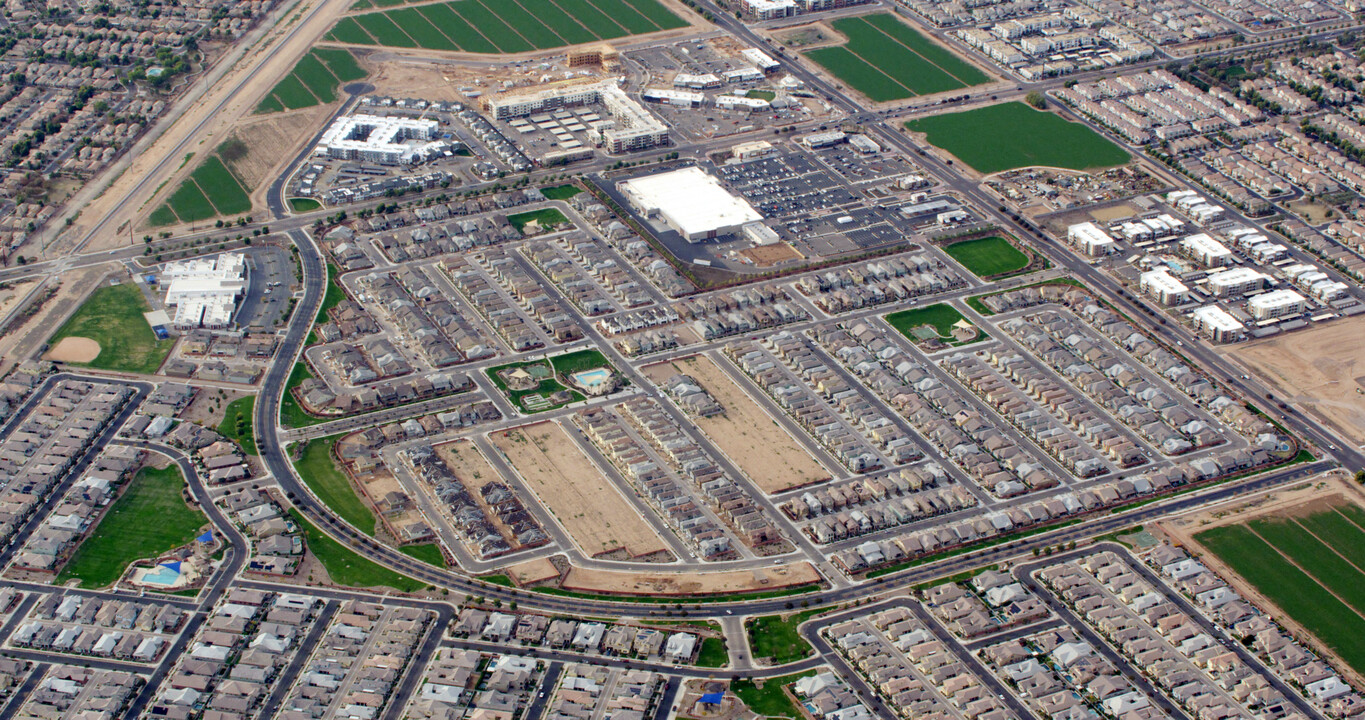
top-left (159, 561), bottom-right (182, 573)
top-left (700, 692), bottom-right (725, 704)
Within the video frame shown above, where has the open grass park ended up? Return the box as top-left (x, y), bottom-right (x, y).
top-left (942, 236), bottom-right (1031, 278)
top-left (255, 47), bottom-right (368, 114)
top-left (805, 13), bottom-right (989, 102)
top-left (885, 303), bottom-right (982, 346)
top-left (326, 0), bottom-right (687, 53)
top-left (1195, 503), bottom-right (1365, 676)
top-left (48, 282), bottom-right (174, 375)
top-left (745, 610), bottom-right (820, 664)
top-left (57, 466), bottom-right (207, 589)
top-left (218, 395), bottom-right (257, 455)
top-left (297, 436), bottom-right (377, 535)
top-left (289, 509), bottom-right (424, 592)
top-left (906, 102), bottom-right (1131, 174)
top-left (508, 208), bottom-right (570, 236)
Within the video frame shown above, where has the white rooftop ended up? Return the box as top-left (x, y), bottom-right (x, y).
top-left (1249, 288), bottom-right (1305, 310)
top-left (1192, 305), bottom-right (1243, 332)
top-left (619, 167), bottom-right (761, 238)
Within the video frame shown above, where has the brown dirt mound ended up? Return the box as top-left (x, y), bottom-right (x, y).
top-left (48, 336), bottom-right (101, 363)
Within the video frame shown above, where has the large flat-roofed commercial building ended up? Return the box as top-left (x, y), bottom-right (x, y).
top-left (1248, 289), bottom-right (1307, 320)
top-left (317, 114), bottom-right (441, 165)
top-left (1205, 267), bottom-right (1269, 296)
top-left (1139, 268), bottom-right (1189, 305)
top-left (485, 81), bottom-right (668, 153)
top-left (164, 252), bottom-right (246, 329)
top-left (619, 167), bottom-right (763, 242)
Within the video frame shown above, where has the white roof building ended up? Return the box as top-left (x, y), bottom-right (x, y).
top-left (619, 167), bottom-right (762, 241)
top-left (1191, 305), bottom-right (1245, 342)
top-left (316, 114), bottom-right (441, 165)
top-left (1205, 267), bottom-right (1269, 296)
top-left (163, 252), bottom-right (245, 328)
top-left (1068, 221), bottom-right (1116, 256)
top-left (1180, 233), bottom-right (1233, 266)
top-left (1139, 268), bottom-right (1189, 305)
top-left (1248, 288), bottom-right (1306, 320)
top-left (742, 48), bottom-right (780, 72)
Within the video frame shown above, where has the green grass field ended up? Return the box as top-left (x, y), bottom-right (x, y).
top-left (289, 197), bottom-right (322, 212)
top-left (1196, 506), bottom-right (1365, 676)
top-left (49, 283), bottom-right (174, 374)
top-left (289, 509), bottom-right (424, 591)
top-left (943, 236), bottom-right (1030, 277)
top-left (540, 184), bottom-right (582, 200)
top-left (485, 361), bottom-right (583, 414)
top-left (280, 362), bottom-right (324, 428)
top-left (58, 466), bottom-right (207, 589)
top-left (508, 208), bottom-right (569, 235)
top-left (150, 151), bottom-right (253, 226)
top-left (730, 671), bottom-right (816, 719)
top-left (218, 395), bottom-right (258, 455)
top-left (550, 348), bottom-right (612, 376)
top-left (256, 48), bottom-right (368, 115)
top-left (696, 635), bottom-right (729, 668)
top-left (326, 0), bottom-right (686, 52)
top-left (907, 102), bottom-right (1130, 174)
top-left (400, 543), bottom-right (448, 568)
top-left (805, 13), bottom-right (988, 101)
top-left (885, 303), bottom-right (980, 345)
top-left (297, 436), bottom-right (377, 535)
top-left (309, 263), bottom-right (347, 345)
top-left (745, 610), bottom-right (821, 664)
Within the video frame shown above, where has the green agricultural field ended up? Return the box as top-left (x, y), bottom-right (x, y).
top-left (48, 282), bottom-right (174, 374)
top-left (297, 436), bottom-right (377, 535)
top-left (508, 208), bottom-right (569, 235)
top-left (805, 13), bottom-right (988, 101)
top-left (327, 0), bottom-right (685, 53)
top-left (1196, 507), bottom-right (1365, 676)
top-left (257, 48), bottom-right (368, 115)
top-left (289, 509), bottom-right (424, 591)
top-left (218, 395), bottom-right (257, 455)
top-left (190, 156), bottom-right (252, 216)
top-left (58, 466), bottom-right (207, 589)
top-left (885, 303), bottom-right (981, 345)
top-left (907, 102), bottom-right (1130, 174)
top-left (943, 236), bottom-right (1030, 277)
top-left (540, 184), bottom-right (583, 200)
top-left (163, 180), bottom-right (217, 223)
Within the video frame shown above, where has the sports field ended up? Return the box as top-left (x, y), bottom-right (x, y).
top-left (907, 102), bottom-right (1130, 174)
top-left (256, 47), bottom-right (367, 114)
top-left (47, 282), bottom-right (174, 375)
top-left (149, 150), bottom-right (254, 227)
top-left (943, 236), bottom-right (1030, 277)
top-left (1195, 502), bottom-right (1365, 676)
top-left (804, 13), bottom-right (988, 102)
top-left (885, 303), bottom-right (980, 345)
top-left (326, 0), bottom-right (687, 53)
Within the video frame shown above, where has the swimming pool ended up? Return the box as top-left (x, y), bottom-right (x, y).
top-left (138, 566), bottom-right (181, 587)
top-left (573, 368), bottom-right (611, 385)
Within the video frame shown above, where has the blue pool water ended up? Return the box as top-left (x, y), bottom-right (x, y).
top-left (140, 566), bottom-right (181, 586)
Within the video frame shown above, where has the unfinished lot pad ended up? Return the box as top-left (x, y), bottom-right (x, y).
top-left (644, 354), bottom-right (829, 494)
top-left (1230, 314), bottom-right (1365, 446)
top-left (491, 422), bottom-right (671, 561)
top-left (560, 561), bottom-right (821, 596)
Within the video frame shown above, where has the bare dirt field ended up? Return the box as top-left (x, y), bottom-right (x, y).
top-left (1159, 471), bottom-right (1365, 688)
top-left (0, 278), bottom-right (36, 321)
top-left (1230, 315), bottom-right (1365, 445)
top-left (504, 556), bottom-right (561, 586)
top-left (491, 422), bottom-right (670, 560)
top-left (1090, 203), bottom-right (1139, 222)
top-left (740, 243), bottom-right (804, 267)
top-left (182, 388), bottom-right (251, 429)
top-left (363, 58), bottom-right (467, 103)
top-left (560, 561), bottom-right (820, 596)
top-left (46, 337), bottom-right (101, 363)
top-left (227, 106), bottom-right (332, 195)
top-left (644, 355), bottom-right (830, 494)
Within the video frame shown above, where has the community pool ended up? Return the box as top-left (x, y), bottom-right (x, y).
top-left (138, 565), bottom-right (181, 587)
top-left (573, 368), bottom-right (611, 386)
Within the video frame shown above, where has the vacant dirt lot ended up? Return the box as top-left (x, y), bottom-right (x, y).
top-left (227, 106), bottom-right (331, 197)
top-left (0, 266), bottom-right (107, 370)
top-left (644, 355), bottom-right (830, 494)
top-left (1231, 316), bottom-right (1365, 445)
top-left (492, 422), bottom-right (670, 560)
top-left (740, 243), bottom-right (804, 267)
top-left (504, 556), bottom-right (561, 586)
top-left (561, 561), bottom-right (821, 596)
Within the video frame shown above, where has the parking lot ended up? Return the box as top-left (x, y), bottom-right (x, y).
top-left (237, 245), bottom-right (298, 331)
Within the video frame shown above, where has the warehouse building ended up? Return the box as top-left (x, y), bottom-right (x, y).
top-left (619, 167), bottom-right (763, 242)
top-left (164, 253), bottom-right (246, 329)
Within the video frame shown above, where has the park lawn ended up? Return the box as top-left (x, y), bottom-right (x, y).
top-left (280, 361), bottom-right (325, 428)
top-left (731, 671), bottom-right (816, 719)
top-left (49, 283), bottom-right (174, 374)
top-left (550, 348), bottom-right (611, 376)
top-left (400, 543), bottom-right (448, 568)
top-left (943, 236), bottom-right (1030, 277)
top-left (218, 395), bottom-right (258, 455)
top-left (289, 509), bottom-right (424, 592)
top-left (485, 361), bottom-right (583, 413)
top-left (745, 610), bottom-right (821, 664)
top-left (297, 436), bottom-right (377, 535)
top-left (57, 465), bottom-right (206, 588)
top-left (508, 208), bottom-right (569, 235)
top-left (540, 184), bottom-right (582, 200)
top-left (907, 102), bottom-right (1130, 174)
top-left (1196, 522), bottom-right (1365, 676)
top-left (696, 636), bottom-right (729, 668)
top-left (289, 197), bottom-right (322, 212)
top-left (885, 303), bottom-right (978, 344)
